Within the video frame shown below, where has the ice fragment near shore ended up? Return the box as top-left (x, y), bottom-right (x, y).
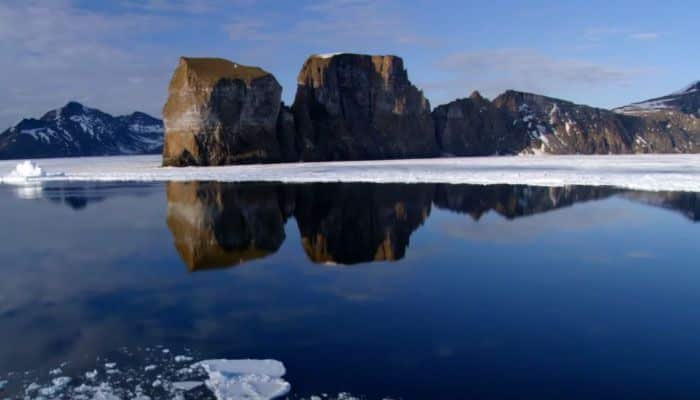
top-left (192, 359), bottom-right (290, 400)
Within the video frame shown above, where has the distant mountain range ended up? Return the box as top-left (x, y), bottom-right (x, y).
top-left (0, 102), bottom-right (163, 160)
top-left (614, 81), bottom-right (700, 116)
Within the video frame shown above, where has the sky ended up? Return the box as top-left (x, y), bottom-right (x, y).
top-left (0, 0), bottom-right (697, 129)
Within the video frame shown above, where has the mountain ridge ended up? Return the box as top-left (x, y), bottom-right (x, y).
top-left (0, 102), bottom-right (163, 160)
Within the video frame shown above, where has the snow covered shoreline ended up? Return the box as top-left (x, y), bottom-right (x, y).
top-left (1, 154), bottom-right (700, 192)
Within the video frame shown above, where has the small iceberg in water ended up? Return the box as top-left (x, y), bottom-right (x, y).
top-left (193, 359), bottom-right (290, 400)
top-left (1, 160), bottom-right (64, 185)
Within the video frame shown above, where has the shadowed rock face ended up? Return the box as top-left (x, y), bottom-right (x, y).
top-left (433, 91), bottom-right (526, 156)
top-left (293, 183), bottom-right (434, 265)
top-left (293, 53), bottom-right (438, 161)
top-left (434, 90), bottom-right (700, 155)
top-left (493, 91), bottom-right (635, 154)
top-left (165, 181), bottom-right (292, 271)
top-left (162, 57), bottom-right (289, 166)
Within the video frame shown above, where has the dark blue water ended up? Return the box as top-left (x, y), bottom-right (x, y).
top-left (0, 182), bottom-right (699, 399)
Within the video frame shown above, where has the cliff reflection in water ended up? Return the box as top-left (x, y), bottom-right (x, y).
top-left (165, 182), bottom-right (294, 271)
top-left (165, 182), bottom-right (700, 270)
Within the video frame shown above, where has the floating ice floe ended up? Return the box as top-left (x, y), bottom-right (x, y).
top-left (0, 160), bottom-right (64, 185)
top-left (193, 359), bottom-right (290, 400)
top-left (6, 348), bottom-right (291, 400)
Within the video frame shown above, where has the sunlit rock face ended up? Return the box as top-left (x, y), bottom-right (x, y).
top-left (293, 183), bottom-right (434, 265)
top-left (293, 53), bottom-right (438, 161)
top-left (165, 182), bottom-right (292, 271)
top-left (162, 57), bottom-right (293, 166)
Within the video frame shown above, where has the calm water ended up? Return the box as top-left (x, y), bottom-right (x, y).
top-left (0, 181), bottom-right (699, 399)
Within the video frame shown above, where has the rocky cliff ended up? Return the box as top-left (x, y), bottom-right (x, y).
top-left (432, 91), bottom-right (525, 156)
top-left (292, 53), bottom-right (438, 161)
top-left (160, 54), bottom-right (700, 165)
top-left (162, 57), bottom-right (293, 166)
top-left (0, 102), bottom-right (162, 160)
top-left (433, 88), bottom-right (700, 155)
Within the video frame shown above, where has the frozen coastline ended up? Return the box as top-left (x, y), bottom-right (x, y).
top-left (1, 154), bottom-right (700, 192)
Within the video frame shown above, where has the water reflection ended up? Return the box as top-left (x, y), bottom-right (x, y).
top-left (162, 182), bottom-right (699, 270)
top-left (165, 181), bottom-right (293, 271)
top-left (10, 181), bottom-right (159, 209)
top-left (294, 183), bottom-right (433, 265)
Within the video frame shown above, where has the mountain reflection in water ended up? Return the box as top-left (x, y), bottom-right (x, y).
top-left (163, 182), bottom-right (700, 270)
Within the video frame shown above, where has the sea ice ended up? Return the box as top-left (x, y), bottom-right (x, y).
top-left (1, 154), bottom-right (699, 192)
top-left (192, 359), bottom-right (290, 400)
top-left (172, 380), bottom-right (203, 391)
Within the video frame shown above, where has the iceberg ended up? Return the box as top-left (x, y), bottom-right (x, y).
top-left (0, 160), bottom-right (64, 185)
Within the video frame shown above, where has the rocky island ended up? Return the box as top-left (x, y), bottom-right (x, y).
top-left (160, 53), bottom-right (700, 167)
top-left (162, 57), bottom-right (295, 166)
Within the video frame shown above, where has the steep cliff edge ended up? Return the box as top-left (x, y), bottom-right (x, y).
top-left (162, 57), bottom-right (293, 166)
top-left (293, 53), bottom-right (438, 161)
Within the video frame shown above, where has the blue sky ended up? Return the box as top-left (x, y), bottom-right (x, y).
top-left (0, 0), bottom-right (697, 128)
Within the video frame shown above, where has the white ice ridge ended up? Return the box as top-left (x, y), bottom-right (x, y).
top-left (1, 154), bottom-right (700, 192)
top-left (193, 359), bottom-right (290, 400)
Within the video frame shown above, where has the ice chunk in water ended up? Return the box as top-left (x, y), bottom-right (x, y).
top-left (192, 359), bottom-right (290, 400)
top-left (1, 160), bottom-right (63, 184)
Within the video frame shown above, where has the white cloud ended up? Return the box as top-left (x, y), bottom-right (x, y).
top-left (427, 48), bottom-right (647, 104)
top-left (584, 27), bottom-right (662, 42)
top-left (0, 0), bottom-right (176, 128)
top-left (225, 0), bottom-right (435, 47)
top-left (120, 0), bottom-right (222, 14)
top-left (629, 32), bottom-right (660, 41)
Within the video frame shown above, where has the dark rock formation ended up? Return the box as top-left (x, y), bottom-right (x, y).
top-left (0, 102), bottom-right (162, 160)
top-left (434, 89), bottom-right (700, 156)
top-left (292, 53), bottom-right (438, 161)
top-left (433, 91), bottom-right (525, 156)
top-left (162, 57), bottom-right (289, 166)
top-left (165, 181), bottom-right (293, 271)
top-left (293, 183), bottom-right (433, 265)
top-left (276, 104), bottom-right (299, 162)
top-left (492, 90), bottom-right (635, 154)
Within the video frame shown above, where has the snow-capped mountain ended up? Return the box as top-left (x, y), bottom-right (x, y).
top-left (614, 81), bottom-right (700, 116)
top-left (0, 102), bottom-right (163, 160)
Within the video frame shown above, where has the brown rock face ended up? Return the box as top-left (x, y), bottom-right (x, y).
top-left (162, 57), bottom-right (286, 166)
top-left (293, 53), bottom-right (438, 161)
